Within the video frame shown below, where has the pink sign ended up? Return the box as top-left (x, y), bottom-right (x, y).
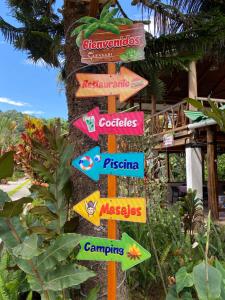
top-left (73, 107), bottom-right (144, 141)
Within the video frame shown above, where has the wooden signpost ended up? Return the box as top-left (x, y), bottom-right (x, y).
top-left (73, 190), bottom-right (146, 226)
top-left (73, 4), bottom-right (149, 299)
top-left (76, 67), bottom-right (148, 102)
top-left (73, 107), bottom-right (144, 141)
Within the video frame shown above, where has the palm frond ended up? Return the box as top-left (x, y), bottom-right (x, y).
top-left (0, 16), bottom-right (24, 44)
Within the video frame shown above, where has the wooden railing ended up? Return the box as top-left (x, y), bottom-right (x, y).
top-left (146, 97), bottom-right (225, 136)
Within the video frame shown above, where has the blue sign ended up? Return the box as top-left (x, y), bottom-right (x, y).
top-left (72, 146), bottom-right (144, 181)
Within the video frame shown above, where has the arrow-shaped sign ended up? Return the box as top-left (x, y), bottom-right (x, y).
top-left (72, 146), bottom-right (144, 181)
top-left (73, 107), bottom-right (144, 141)
top-left (77, 233), bottom-right (151, 271)
top-left (73, 191), bottom-right (146, 226)
top-left (76, 67), bottom-right (148, 103)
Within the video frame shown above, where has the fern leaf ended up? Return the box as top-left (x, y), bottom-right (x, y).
top-left (0, 275), bottom-right (9, 300)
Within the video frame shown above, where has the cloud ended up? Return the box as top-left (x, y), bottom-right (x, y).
top-left (22, 110), bottom-right (44, 115)
top-left (0, 97), bottom-right (29, 107)
top-left (23, 58), bottom-right (48, 68)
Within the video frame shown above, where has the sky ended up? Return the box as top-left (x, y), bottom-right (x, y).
top-left (0, 1), bottom-right (151, 119)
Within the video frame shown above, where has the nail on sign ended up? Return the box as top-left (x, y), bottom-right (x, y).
top-left (72, 146), bottom-right (144, 181)
top-left (73, 107), bottom-right (144, 141)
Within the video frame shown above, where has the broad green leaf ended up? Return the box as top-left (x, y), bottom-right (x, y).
top-left (166, 286), bottom-right (179, 300)
top-left (166, 286), bottom-right (193, 300)
top-left (0, 190), bottom-right (11, 207)
top-left (180, 292), bottom-right (193, 300)
top-left (0, 217), bottom-right (27, 248)
top-left (59, 144), bottom-right (74, 167)
top-left (0, 197), bottom-right (32, 218)
top-left (41, 291), bottom-right (61, 300)
top-left (45, 264), bottom-right (95, 291)
top-left (87, 285), bottom-right (100, 300)
top-left (176, 267), bottom-right (193, 294)
top-left (16, 257), bottom-right (37, 274)
top-left (215, 261), bottom-right (225, 299)
top-left (13, 234), bottom-right (43, 260)
top-left (56, 166), bottom-right (71, 191)
top-left (0, 151), bottom-right (14, 180)
top-left (36, 233), bottom-right (85, 271)
top-left (186, 98), bottom-right (204, 110)
top-left (31, 160), bottom-right (53, 183)
top-left (27, 274), bottom-right (43, 292)
top-left (193, 262), bottom-right (222, 300)
top-left (30, 185), bottom-right (55, 203)
top-left (30, 206), bottom-right (58, 221)
top-left (29, 226), bottom-right (55, 238)
top-left (215, 260), bottom-right (225, 278)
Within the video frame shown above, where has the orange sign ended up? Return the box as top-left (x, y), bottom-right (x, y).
top-left (79, 23), bottom-right (146, 64)
top-left (76, 66), bottom-right (148, 102)
top-left (73, 191), bottom-right (146, 226)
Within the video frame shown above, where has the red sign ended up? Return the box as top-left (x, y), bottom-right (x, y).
top-left (73, 107), bottom-right (144, 141)
top-left (79, 23), bottom-right (146, 64)
top-left (76, 66), bottom-right (148, 103)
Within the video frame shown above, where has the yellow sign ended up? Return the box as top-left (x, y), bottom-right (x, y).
top-left (73, 191), bottom-right (146, 226)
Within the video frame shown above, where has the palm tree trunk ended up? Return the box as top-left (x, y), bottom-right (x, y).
top-left (63, 1), bottom-right (127, 299)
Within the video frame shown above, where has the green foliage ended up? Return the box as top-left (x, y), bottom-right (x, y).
top-left (121, 203), bottom-right (187, 299)
top-left (169, 153), bottom-right (186, 182)
top-left (193, 262), bottom-right (222, 299)
top-left (179, 189), bottom-right (203, 239)
top-left (86, 286), bottom-right (100, 300)
top-left (187, 98), bottom-right (225, 132)
top-left (217, 154), bottom-right (225, 180)
top-left (0, 125), bottom-right (95, 299)
top-left (0, 1), bottom-right (63, 67)
top-left (0, 250), bottom-right (28, 300)
top-left (175, 267), bottom-right (193, 294)
top-left (167, 260), bottom-right (225, 300)
top-left (166, 212), bottom-right (225, 300)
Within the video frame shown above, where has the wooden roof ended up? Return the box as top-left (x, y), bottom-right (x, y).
top-left (161, 59), bottom-right (225, 105)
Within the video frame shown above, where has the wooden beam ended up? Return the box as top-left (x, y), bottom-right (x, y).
top-left (189, 61), bottom-right (198, 99)
top-left (154, 137), bottom-right (188, 150)
top-left (207, 126), bottom-right (219, 219)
